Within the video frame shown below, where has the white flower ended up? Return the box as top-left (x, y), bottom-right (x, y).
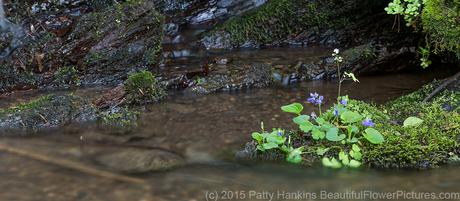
top-left (334, 56), bottom-right (343, 63)
top-left (333, 48), bottom-right (340, 54)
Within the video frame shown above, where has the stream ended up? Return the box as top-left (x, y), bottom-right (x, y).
top-left (0, 47), bottom-right (458, 200)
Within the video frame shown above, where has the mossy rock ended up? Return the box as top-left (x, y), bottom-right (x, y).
top-left (65, 0), bottom-right (164, 84)
top-left (364, 82), bottom-right (460, 168)
top-left (202, 0), bottom-right (388, 49)
top-left (125, 70), bottom-right (166, 104)
top-left (0, 94), bottom-right (97, 131)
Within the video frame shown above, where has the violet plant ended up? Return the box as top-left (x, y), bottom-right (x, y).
top-left (252, 49), bottom-right (385, 168)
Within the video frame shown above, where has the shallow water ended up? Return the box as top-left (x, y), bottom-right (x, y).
top-left (1, 66), bottom-right (459, 200)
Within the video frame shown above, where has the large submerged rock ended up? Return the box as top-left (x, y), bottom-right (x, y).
top-left (94, 148), bottom-right (184, 173)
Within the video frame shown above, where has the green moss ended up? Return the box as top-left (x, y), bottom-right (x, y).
top-left (209, 0), bottom-right (339, 46)
top-left (144, 45), bottom-right (163, 66)
top-left (363, 85), bottom-right (460, 168)
top-left (101, 107), bottom-right (140, 128)
top-left (0, 95), bottom-right (53, 117)
top-left (422, 0), bottom-right (460, 57)
top-left (125, 70), bottom-right (166, 104)
top-left (53, 66), bottom-right (81, 87)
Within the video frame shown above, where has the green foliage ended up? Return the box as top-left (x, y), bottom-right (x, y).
top-left (208, 0), bottom-right (343, 47)
top-left (124, 70), bottom-right (166, 104)
top-left (252, 127), bottom-right (305, 164)
top-left (280, 96), bottom-right (384, 168)
top-left (422, 0), bottom-right (460, 57)
top-left (385, 0), bottom-right (460, 59)
top-left (365, 85), bottom-right (460, 168)
top-left (385, 0), bottom-right (422, 26)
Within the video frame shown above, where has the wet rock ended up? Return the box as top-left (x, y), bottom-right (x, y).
top-left (201, 31), bottom-right (233, 49)
top-left (62, 1), bottom-right (164, 85)
top-left (95, 148), bottom-right (184, 173)
top-left (164, 22), bottom-right (180, 36)
top-left (0, 1), bottom-right (164, 93)
top-left (189, 62), bottom-right (273, 93)
top-left (0, 94), bottom-right (97, 131)
top-left (94, 70), bottom-right (166, 108)
top-left (215, 57), bottom-right (229, 65)
top-left (235, 141), bottom-right (284, 162)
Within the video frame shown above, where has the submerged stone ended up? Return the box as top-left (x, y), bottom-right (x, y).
top-left (95, 148), bottom-right (184, 173)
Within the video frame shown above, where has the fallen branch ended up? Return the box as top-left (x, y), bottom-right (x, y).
top-left (0, 142), bottom-right (146, 185)
top-left (423, 70), bottom-right (460, 102)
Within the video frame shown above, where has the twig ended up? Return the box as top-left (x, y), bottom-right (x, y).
top-left (423, 70), bottom-right (460, 102)
top-left (0, 142), bottom-right (146, 185)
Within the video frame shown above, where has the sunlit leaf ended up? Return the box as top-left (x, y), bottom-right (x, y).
top-left (326, 127), bottom-right (346, 141)
top-left (340, 111), bottom-right (363, 124)
top-left (281, 103), bottom-right (303, 115)
top-left (293, 115), bottom-right (310, 125)
top-left (348, 159), bottom-right (361, 168)
top-left (311, 127), bottom-right (326, 140)
top-left (322, 157), bottom-right (342, 168)
top-left (363, 128), bottom-right (384, 144)
top-left (403, 116), bottom-right (424, 128)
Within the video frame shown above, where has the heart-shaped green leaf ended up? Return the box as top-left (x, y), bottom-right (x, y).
top-left (251, 132), bottom-right (264, 144)
top-left (403, 116), bottom-right (424, 128)
top-left (363, 128), bottom-right (384, 144)
top-left (340, 111), bottom-right (363, 124)
top-left (311, 127), bottom-right (325, 140)
top-left (262, 142), bottom-right (279, 150)
top-left (348, 159), bottom-right (361, 168)
top-left (352, 144), bottom-right (361, 152)
top-left (322, 157), bottom-right (342, 168)
top-left (281, 103), bottom-right (303, 115)
top-left (299, 121), bottom-right (314, 133)
top-left (286, 147), bottom-right (303, 164)
top-left (266, 134), bottom-right (286, 145)
top-left (349, 150), bottom-right (362, 160)
top-left (339, 151), bottom-right (349, 165)
top-left (326, 127), bottom-right (346, 142)
top-left (293, 115), bottom-right (310, 125)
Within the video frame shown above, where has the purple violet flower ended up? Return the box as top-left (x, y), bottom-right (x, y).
top-left (307, 92), bottom-right (323, 105)
top-left (307, 93), bottom-right (319, 104)
top-left (315, 96), bottom-right (324, 105)
top-left (340, 99), bottom-right (347, 105)
top-left (362, 118), bottom-right (375, 127)
top-left (334, 107), bottom-right (339, 117)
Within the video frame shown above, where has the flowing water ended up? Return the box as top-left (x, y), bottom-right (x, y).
top-left (0, 47), bottom-right (459, 201)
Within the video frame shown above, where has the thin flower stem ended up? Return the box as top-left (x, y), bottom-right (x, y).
top-left (337, 63), bottom-right (341, 104)
top-left (318, 105), bottom-right (322, 116)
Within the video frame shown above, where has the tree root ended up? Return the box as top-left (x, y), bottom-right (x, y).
top-left (423, 70), bottom-right (460, 102)
top-left (0, 142), bottom-right (146, 185)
